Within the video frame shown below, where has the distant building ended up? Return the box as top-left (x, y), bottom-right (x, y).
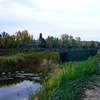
top-left (39, 33), bottom-right (42, 39)
top-left (39, 33), bottom-right (46, 48)
top-left (39, 33), bottom-right (45, 42)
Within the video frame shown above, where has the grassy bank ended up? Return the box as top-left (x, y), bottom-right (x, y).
top-left (31, 55), bottom-right (99, 100)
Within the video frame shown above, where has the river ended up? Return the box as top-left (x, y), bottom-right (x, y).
top-left (0, 73), bottom-right (42, 100)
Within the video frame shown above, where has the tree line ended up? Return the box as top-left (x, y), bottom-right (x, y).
top-left (0, 30), bottom-right (98, 50)
top-left (0, 30), bottom-right (34, 49)
top-left (39, 33), bottom-right (98, 49)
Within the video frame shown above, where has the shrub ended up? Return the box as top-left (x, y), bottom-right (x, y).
top-left (90, 49), bottom-right (97, 56)
top-left (0, 56), bottom-right (25, 72)
top-left (16, 52), bottom-right (26, 58)
top-left (50, 52), bottom-right (60, 63)
top-left (40, 50), bottom-right (51, 60)
top-left (60, 50), bottom-right (91, 62)
top-left (40, 51), bottom-right (60, 63)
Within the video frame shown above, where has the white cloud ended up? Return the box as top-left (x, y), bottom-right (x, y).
top-left (10, 2), bottom-right (48, 15)
top-left (0, 11), bottom-right (3, 14)
top-left (83, 17), bottom-right (100, 23)
top-left (0, 0), bottom-right (2, 2)
top-left (34, 0), bottom-right (95, 10)
top-left (0, 1), bottom-right (49, 21)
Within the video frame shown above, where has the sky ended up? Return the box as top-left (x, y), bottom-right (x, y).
top-left (0, 0), bottom-right (100, 41)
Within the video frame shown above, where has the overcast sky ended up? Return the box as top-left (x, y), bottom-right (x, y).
top-left (0, 0), bottom-right (100, 41)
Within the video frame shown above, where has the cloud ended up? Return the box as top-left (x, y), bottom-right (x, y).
top-left (83, 17), bottom-right (100, 24)
top-left (0, 1), bottom-right (49, 22)
top-left (34, 0), bottom-right (95, 10)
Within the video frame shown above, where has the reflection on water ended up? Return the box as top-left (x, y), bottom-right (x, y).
top-left (0, 79), bottom-right (42, 100)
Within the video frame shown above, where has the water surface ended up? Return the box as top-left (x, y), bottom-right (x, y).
top-left (0, 78), bottom-right (42, 100)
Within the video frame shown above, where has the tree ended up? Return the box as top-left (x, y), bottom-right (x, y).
top-left (9, 35), bottom-right (16, 48)
top-left (75, 37), bottom-right (81, 48)
top-left (1, 31), bottom-right (10, 49)
top-left (16, 30), bottom-right (33, 48)
top-left (61, 34), bottom-right (69, 48)
top-left (15, 33), bottom-right (20, 49)
top-left (29, 35), bottom-right (34, 48)
top-left (85, 41), bottom-right (91, 49)
top-left (2, 31), bottom-right (9, 38)
top-left (71, 39), bottom-right (77, 48)
top-left (46, 36), bottom-right (53, 49)
top-left (90, 41), bottom-right (98, 49)
top-left (3, 36), bottom-right (10, 49)
top-left (54, 38), bottom-right (59, 48)
top-left (58, 39), bottom-right (62, 48)
top-left (75, 37), bottom-right (81, 42)
top-left (82, 41), bottom-right (85, 48)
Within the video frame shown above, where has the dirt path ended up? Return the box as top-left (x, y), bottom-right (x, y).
top-left (84, 62), bottom-right (100, 100)
top-left (84, 87), bottom-right (100, 100)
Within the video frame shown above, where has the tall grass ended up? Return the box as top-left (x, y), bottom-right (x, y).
top-left (32, 56), bottom-right (99, 100)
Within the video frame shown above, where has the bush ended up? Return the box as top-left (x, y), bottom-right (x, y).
top-left (50, 52), bottom-right (60, 63)
top-left (40, 51), bottom-right (60, 63)
top-left (90, 49), bottom-right (97, 56)
top-left (40, 50), bottom-right (51, 59)
top-left (60, 50), bottom-right (93, 62)
top-left (0, 56), bottom-right (25, 72)
top-left (16, 52), bottom-right (26, 58)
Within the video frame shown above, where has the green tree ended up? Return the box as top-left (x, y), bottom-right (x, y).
top-left (9, 35), bottom-right (16, 49)
top-left (58, 39), bottom-right (62, 48)
top-left (61, 34), bottom-right (69, 48)
top-left (75, 37), bottom-right (81, 49)
top-left (90, 41), bottom-right (98, 49)
top-left (46, 36), bottom-right (53, 49)
top-left (71, 39), bottom-right (77, 48)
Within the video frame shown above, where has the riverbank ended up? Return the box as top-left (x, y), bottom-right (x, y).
top-left (31, 54), bottom-right (99, 100)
